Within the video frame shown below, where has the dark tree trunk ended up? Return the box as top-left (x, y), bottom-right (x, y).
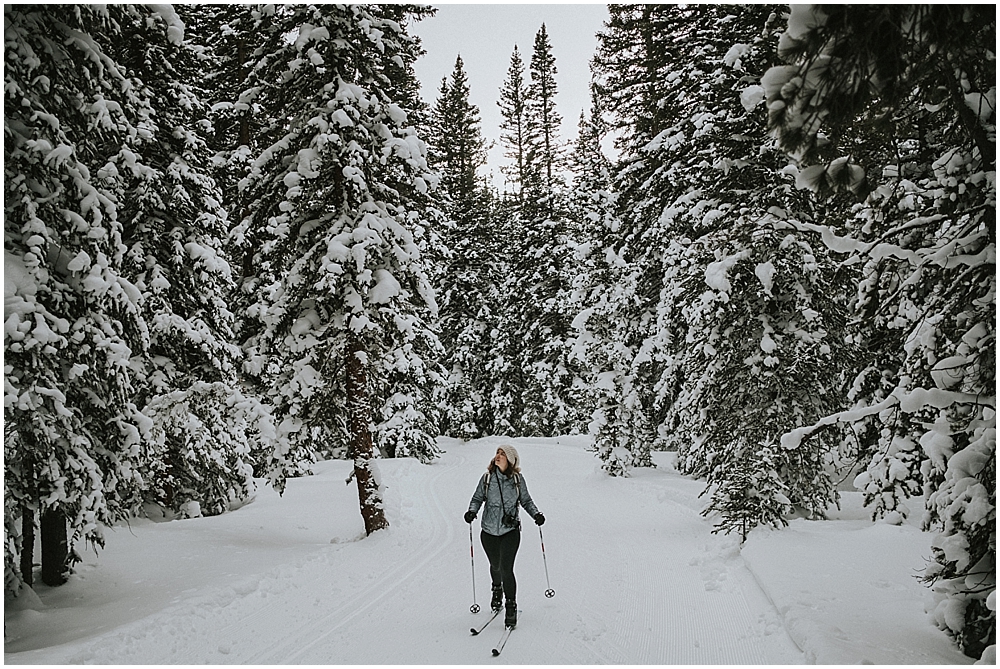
top-left (20, 505), bottom-right (35, 587)
top-left (346, 334), bottom-right (389, 535)
top-left (40, 508), bottom-right (68, 586)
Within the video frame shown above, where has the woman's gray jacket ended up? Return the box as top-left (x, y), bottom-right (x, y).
top-left (468, 469), bottom-right (540, 536)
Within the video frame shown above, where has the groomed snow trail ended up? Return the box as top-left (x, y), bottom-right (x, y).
top-left (7, 436), bottom-right (804, 664)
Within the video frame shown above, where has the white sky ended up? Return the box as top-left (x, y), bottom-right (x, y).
top-left (410, 3), bottom-right (609, 189)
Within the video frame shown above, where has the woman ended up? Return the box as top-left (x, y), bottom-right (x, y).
top-left (465, 445), bottom-right (545, 628)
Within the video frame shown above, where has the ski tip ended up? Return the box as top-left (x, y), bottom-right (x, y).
top-left (492, 649), bottom-right (500, 657)
top-left (470, 628), bottom-right (479, 635)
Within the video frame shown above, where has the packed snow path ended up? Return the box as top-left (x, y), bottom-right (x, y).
top-left (6, 436), bottom-right (966, 664)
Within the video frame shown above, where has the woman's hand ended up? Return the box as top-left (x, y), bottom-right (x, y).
top-left (534, 513), bottom-right (545, 526)
top-left (464, 510), bottom-right (477, 524)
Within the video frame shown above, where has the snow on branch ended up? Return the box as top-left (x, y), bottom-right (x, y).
top-left (788, 219), bottom-right (995, 270)
top-left (781, 388), bottom-right (996, 451)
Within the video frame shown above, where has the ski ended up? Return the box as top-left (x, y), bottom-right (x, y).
top-left (491, 611), bottom-right (520, 656)
top-left (491, 625), bottom-right (513, 656)
top-left (471, 608), bottom-right (501, 636)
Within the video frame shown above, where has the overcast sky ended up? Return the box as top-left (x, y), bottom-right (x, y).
top-left (410, 4), bottom-right (609, 189)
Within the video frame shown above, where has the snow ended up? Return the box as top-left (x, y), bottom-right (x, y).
top-left (4, 437), bottom-right (971, 665)
top-left (367, 268), bottom-right (401, 304)
top-left (722, 43), bottom-right (751, 70)
top-left (740, 84), bottom-right (765, 112)
top-left (754, 261), bottom-right (775, 295)
top-left (741, 496), bottom-right (968, 664)
top-left (704, 250), bottom-right (749, 294)
top-left (785, 5), bottom-right (827, 40)
top-left (964, 89), bottom-right (996, 124)
top-left (147, 4), bottom-right (185, 45)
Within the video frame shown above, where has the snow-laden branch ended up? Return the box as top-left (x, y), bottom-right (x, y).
top-left (789, 219), bottom-right (995, 270)
top-left (781, 387), bottom-right (996, 450)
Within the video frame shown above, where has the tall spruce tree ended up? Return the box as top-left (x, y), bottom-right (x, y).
top-left (587, 3), bottom-right (854, 526)
top-left (4, 4), bottom-right (159, 589)
top-left (568, 96), bottom-right (653, 475)
top-left (427, 56), bottom-right (498, 438)
top-left (233, 4), bottom-right (443, 534)
top-left (765, 6), bottom-right (995, 658)
top-left (526, 23), bottom-right (563, 205)
top-left (497, 46), bottom-right (535, 202)
top-left (104, 5), bottom-right (269, 520)
top-left (491, 27), bottom-right (588, 437)
top-left (181, 5), bottom-right (259, 202)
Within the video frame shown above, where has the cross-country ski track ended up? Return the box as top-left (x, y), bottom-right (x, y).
top-left (7, 435), bottom-right (967, 664)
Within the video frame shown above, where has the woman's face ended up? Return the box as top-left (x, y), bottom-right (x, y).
top-left (494, 448), bottom-right (508, 471)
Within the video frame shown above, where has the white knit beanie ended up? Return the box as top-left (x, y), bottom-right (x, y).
top-left (498, 445), bottom-right (520, 473)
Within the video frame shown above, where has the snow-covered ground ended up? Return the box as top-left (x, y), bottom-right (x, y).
top-left (4, 436), bottom-right (972, 664)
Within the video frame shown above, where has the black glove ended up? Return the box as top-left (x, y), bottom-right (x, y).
top-left (464, 510), bottom-right (477, 524)
top-left (534, 513), bottom-right (545, 526)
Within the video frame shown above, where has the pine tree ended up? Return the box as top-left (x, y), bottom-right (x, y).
top-left (101, 5), bottom-right (268, 519)
top-left (568, 97), bottom-right (654, 475)
top-left (526, 23), bottom-right (563, 205)
top-left (490, 28), bottom-right (588, 437)
top-left (232, 4), bottom-right (443, 534)
top-left (701, 436), bottom-right (793, 541)
top-left (765, 6), bottom-right (995, 659)
top-left (497, 46), bottom-right (536, 201)
top-left (588, 4), bottom-right (854, 513)
top-left (4, 4), bottom-right (157, 589)
top-left (427, 55), bottom-right (499, 438)
top-left (181, 5), bottom-right (259, 201)
top-left (429, 56), bottom-right (488, 210)
top-left (110, 5), bottom-right (241, 400)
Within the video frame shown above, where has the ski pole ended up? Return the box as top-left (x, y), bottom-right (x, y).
top-left (539, 525), bottom-right (555, 598)
top-left (469, 522), bottom-right (480, 613)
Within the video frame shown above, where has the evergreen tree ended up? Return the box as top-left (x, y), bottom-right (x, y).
top-left (587, 3), bottom-right (854, 519)
top-left (181, 5), bottom-right (259, 202)
top-left (233, 4), bottom-right (443, 534)
top-left (765, 6), bottom-right (995, 658)
top-left (141, 381), bottom-right (277, 519)
top-left (490, 28), bottom-right (588, 437)
top-left (4, 4), bottom-right (156, 589)
top-left (497, 46), bottom-right (535, 201)
top-left (104, 5), bottom-right (266, 518)
top-left (701, 436), bottom-right (792, 541)
top-left (568, 96), bottom-right (655, 475)
top-left (427, 55), bottom-right (499, 438)
top-left (526, 23), bottom-right (563, 204)
top-left (429, 56), bottom-right (488, 209)
top-left (111, 5), bottom-right (241, 401)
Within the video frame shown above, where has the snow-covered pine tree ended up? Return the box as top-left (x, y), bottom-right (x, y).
top-left (582, 4), bottom-right (690, 475)
top-left (700, 436), bottom-right (793, 541)
top-left (426, 55), bottom-right (499, 438)
top-left (111, 5), bottom-right (240, 398)
top-left (590, 4), bottom-right (854, 515)
top-left (99, 5), bottom-right (268, 519)
top-left (4, 5), bottom-right (156, 590)
top-left (489, 27), bottom-right (588, 437)
top-left (525, 23), bottom-right (563, 207)
top-left (141, 382), bottom-right (278, 519)
top-left (567, 98), bottom-right (652, 475)
top-left (233, 4), bottom-right (444, 534)
top-left (765, 5), bottom-right (995, 659)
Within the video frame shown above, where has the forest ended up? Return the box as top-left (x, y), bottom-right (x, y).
top-left (3, 4), bottom-right (995, 660)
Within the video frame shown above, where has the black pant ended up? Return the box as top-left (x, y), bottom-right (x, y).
top-left (481, 529), bottom-right (520, 603)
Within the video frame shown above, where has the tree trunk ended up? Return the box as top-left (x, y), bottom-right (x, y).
top-left (346, 334), bottom-right (389, 535)
top-left (20, 505), bottom-right (35, 587)
top-left (40, 508), bottom-right (68, 586)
